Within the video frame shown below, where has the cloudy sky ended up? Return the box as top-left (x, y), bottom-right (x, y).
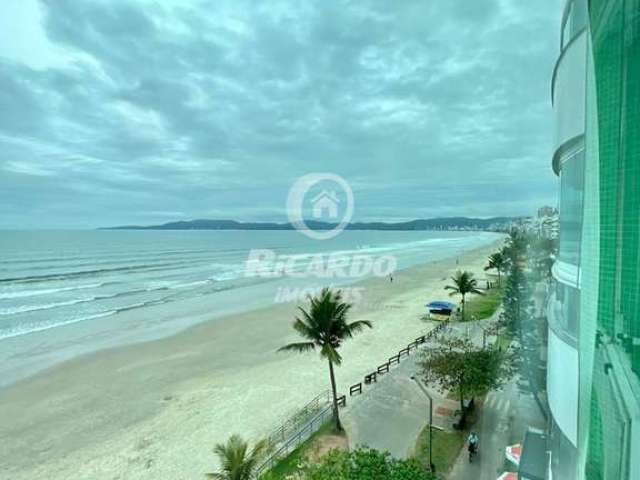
top-left (0, 0), bottom-right (562, 229)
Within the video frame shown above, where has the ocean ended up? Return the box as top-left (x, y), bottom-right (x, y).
top-left (0, 230), bottom-right (501, 385)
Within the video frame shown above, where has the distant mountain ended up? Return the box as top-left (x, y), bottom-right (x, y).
top-left (102, 217), bottom-right (520, 231)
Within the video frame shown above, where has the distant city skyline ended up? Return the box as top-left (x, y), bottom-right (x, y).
top-left (0, 0), bottom-right (563, 228)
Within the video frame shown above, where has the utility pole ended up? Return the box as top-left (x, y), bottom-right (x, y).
top-left (411, 376), bottom-right (435, 473)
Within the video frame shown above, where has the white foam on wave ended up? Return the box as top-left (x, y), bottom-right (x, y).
top-left (169, 279), bottom-right (211, 289)
top-left (0, 297), bottom-right (102, 316)
top-left (208, 262), bottom-right (247, 282)
top-left (0, 310), bottom-right (116, 341)
top-left (0, 283), bottom-right (104, 300)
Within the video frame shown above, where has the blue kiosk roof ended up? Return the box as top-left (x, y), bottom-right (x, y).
top-left (426, 301), bottom-right (456, 310)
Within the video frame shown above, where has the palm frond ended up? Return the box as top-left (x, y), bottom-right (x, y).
top-left (277, 342), bottom-right (316, 353)
top-left (321, 343), bottom-right (342, 365)
top-left (209, 434), bottom-right (256, 480)
top-left (291, 317), bottom-right (317, 341)
top-left (346, 320), bottom-right (373, 336)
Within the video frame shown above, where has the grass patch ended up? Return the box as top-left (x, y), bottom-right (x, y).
top-left (494, 332), bottom-right (513, 351)
top-left (413, 400), bottom-right (482, 473)
top-left (462, 287), bottom-right (503, 322)
top-left (413, 427), bottom-right (465, 474)
top-left (261, 421), bottom-right (338, 480)
top-left (421, 313), bottom-right (451, 324)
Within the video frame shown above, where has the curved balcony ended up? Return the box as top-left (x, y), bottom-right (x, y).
top-left (560, 0), bottom-right (588, 51)
top-left (556, 142), bottom-right (585, 267)
top-left (546, 297), bottom-right (579, 446)
top-left (547, 286), bottom-right (579, 345)
top-left (552, 30), bottom-right (587, 154)
top-left (553, 259), bottom-right (580, 289)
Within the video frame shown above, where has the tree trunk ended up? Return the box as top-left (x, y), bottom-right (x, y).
top-left (498, 269), bottom-right (501, 287)
top-left (328, 360), bottom-right (343, 432)
top-left (459, 387), bottom-right (466, 427)
top-left (461, 294), bottom-right (466, 321)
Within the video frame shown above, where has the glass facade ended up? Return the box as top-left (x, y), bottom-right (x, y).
top-left (553, 0), bottom-right (640, 478)
top-left (550, 418), bottom-right (578, 479)
top-left (558, 146), bottom-right (585, 266)
top-left (549, 3), bottom-right (588, 480)
top-left (552, 282), bottom-right (580, 340)
top-left (586, 348), bottom-right (634, 480)
top-left (579, 0), bottom-right (640, 478)
top-left (561, 0), bottom-right (589, 49)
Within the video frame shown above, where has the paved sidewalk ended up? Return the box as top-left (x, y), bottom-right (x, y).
top-left (341, 354), bottom-right (426, 458)
top-left (341, 308), bottom-right (512, 468)
top-left (342, 365), bottom-right (465, 458)
top-left (340, 323), bottom-right (478, 458)
top-left (447, 374), bottom-right (546, 480)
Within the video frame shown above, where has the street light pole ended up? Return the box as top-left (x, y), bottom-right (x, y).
top-left (411, 376), bottom-right (434, 473)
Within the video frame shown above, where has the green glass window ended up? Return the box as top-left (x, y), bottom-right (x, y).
top-left (584, 0), bottom-right (640, 478)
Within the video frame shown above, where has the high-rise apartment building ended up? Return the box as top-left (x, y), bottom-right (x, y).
top-left (549, 1), bottom-right (639, 478)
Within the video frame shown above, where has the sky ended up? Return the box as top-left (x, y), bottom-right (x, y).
top-left (0, 0), bottom-right (563, 229)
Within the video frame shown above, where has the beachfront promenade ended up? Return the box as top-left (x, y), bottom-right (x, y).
top-left (337, 308), bottom-right (547, 479)
top-left (341, 346), bottom-right (451, 457)
top-left (341, 315), bottom-right (499, 457)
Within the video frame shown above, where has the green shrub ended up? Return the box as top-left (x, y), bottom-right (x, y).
top-left (300, 448), bottom-right (434, 480)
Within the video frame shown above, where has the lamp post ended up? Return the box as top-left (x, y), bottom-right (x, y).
top-left (411, 376), bottom-right (435, 473)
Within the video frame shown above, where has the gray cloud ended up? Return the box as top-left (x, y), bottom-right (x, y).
top-left (0, 0), bottom-right (562, 228)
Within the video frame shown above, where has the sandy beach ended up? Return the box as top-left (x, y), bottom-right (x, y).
top-left (0, 240), bottom-right (500, 480)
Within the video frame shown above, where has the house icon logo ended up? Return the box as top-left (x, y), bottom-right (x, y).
top-left (310, 190), bottom-right (339, 219)
top-left (286, 173), bottom-right (354, 240)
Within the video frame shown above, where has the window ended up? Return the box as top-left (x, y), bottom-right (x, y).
top-left (559, 147), bottom-right (585, 266)
top-left (561, 0), bottom-right (588, 49)
top-left (553, 282), bottom-right (580, 339)
top-left (549, 419), bottom-right (577, 479)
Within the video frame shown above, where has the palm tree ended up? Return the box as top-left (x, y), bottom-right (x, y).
top-left (206, 434), bottom-right (268, 480)
top-left (484, 252), bottom-right (506, 287)
top-left (278, 288), bottom-right (372, 432)
top-left (445, 271), bottom-right (484, 321)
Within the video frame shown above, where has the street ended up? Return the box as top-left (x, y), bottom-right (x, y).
top-left (447, 372), bottom-right (546, 480)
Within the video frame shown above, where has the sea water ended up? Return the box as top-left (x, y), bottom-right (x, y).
top-left (0, 229), bottom-right (501, 385)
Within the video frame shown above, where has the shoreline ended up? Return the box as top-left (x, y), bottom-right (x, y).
top-left (0, 232), bottom-right (503, 388)
top-left (0, 239), bottom-right (502, 480)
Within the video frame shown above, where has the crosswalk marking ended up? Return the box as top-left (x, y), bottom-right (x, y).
top-left (484, 395), bottom-right (512, 414)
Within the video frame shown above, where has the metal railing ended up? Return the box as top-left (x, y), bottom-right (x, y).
top-left (266, 389), bottom-right (332, 450)
top-left (352, 320), bottom-right (449, 395)
top-left (256, 402), bottom-right (335, 478)
top-left (256, 321), bottom-right (449, 478)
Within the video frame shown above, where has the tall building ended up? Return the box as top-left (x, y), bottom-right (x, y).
top-left (550, 0), bottom-right (640, 478)
top-left (548, 1), bottom-right (588, 477)
top-left (537, 206), bottom-right (558, 219)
